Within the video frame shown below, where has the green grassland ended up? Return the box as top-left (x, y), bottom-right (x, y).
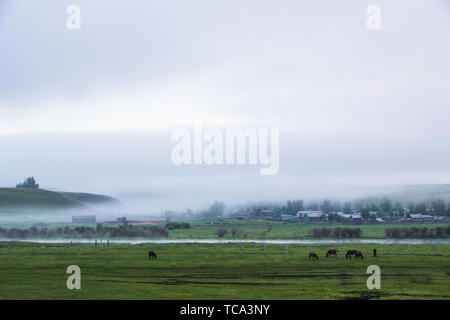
top-left (0, 188), bottom-right (118, 211)
top-left (0, 218), bottom-right (448, 240)
top-left (0, 241), bottom-right (448, 299)
top-left (167, 219), bottom-right (450, 239)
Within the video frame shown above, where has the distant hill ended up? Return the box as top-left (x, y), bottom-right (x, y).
top-left (60, 192), bottom-right (120, 205)
top-left (386, 184), bottom-right (450, 204)
top-left (0, 188), bottom-right (119, 212)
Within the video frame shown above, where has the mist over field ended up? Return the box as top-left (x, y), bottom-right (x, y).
top-left (0, 0), bottom-right (449, 219)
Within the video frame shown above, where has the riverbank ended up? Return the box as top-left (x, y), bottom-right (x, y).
top-left (3, 238), bottom-right (450, 245)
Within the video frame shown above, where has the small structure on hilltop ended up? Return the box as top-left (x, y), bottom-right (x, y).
top-left (16, 177), bottom-right (39, 188)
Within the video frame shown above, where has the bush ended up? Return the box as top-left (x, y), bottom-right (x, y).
top-left (217, 228), bottom-right (228, 237)
top-left (385, 225), bottom-right (450, 238)
top-left (166, 222), bottom-right (191, 230)
top-left (310, 227), bottom-right (361, 238)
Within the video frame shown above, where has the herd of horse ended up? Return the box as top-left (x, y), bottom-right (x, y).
top-left (148, 248), bottom-right (377, 261)
top-left (309, 248), bottom-right (377, 260)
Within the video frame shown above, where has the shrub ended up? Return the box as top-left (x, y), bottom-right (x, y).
top-left (217, 228), bottom-right (228, 237)
top-left (166, 222), bottom-right (191, 230)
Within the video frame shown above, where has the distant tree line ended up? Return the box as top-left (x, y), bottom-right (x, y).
top-left (248, 197), bottom-right (450, 218)
top-left (310, 227), bottom-right (362, 238)
top-left (0, 224), bottom-right (169, 239)
top-left (216, 228), bottom-right (248, 238)
top-left (165, 222), bottom-right (191, 230)
top-left (385, 225), bottom-right (450, 238)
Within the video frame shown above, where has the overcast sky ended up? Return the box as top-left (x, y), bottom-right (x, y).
top-left (0, 1), bottom-right (449, 212)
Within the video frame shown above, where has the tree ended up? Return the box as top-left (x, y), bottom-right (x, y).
top-left (416, 203), bottom-right (427, 215)
top-left (216, 228), bottom-right (228, 237)
top-left (431, 199), bottom-right (446, 216)
top-left (393, 201), bottom-right (404, 216)
top-left (209, 201), bottom-right (225, 217)
top-left (321, 199), bottom-right (332, 213)
top-left (369, 202), bottom-right (380, 212)
top-left (343, 202), bottom-right (352, 215)
top-left (332, 200), bottom-right (342, 212)
top-left (361, 208), bottom-right (370, 220)
top-left (286, 199), bottom-right (304, 215)
top-left (380, 197), bottom-right (392, 214)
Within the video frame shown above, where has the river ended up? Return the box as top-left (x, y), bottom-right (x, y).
top-left (3, 238), bottom-right (450, 245)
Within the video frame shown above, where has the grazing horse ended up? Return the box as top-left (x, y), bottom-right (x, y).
top-left (355, 251), bottom-right (364, 259)
top-left (309, 252), bottom-right (319, 260)
top-left (373, 248), bottom-right (377, 257)
top-left (346, 250), bottom-right (358, 259)
top-left (148, 251), bottom-right (157, 259)
top-left (325, 249), bottom-right (339, 257)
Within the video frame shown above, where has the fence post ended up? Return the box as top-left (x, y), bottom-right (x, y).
top-left (240, 244), bottom-right (242, 255)
top-left (95, 240), bottom-right (97, 248)
top-left (264, 243), bottom-right (266, 254)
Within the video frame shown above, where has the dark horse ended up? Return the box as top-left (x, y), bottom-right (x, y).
top-left (355, 251), bottom-right (364, 259)
top-left (148, 251), bottom-right (157, 259)
top-left (325, 249), bottom-right (339, 257)
top-left (346, 250), bottom-right (358, 259)
top-left (309, 252), bottom-right (319, 260)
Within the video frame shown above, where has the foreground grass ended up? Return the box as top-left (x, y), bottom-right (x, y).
top-left (0, 241), bottom-right (448, 300)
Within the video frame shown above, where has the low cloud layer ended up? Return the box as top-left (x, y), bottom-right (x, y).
top-left (0, 1), bottom-right (449, 213)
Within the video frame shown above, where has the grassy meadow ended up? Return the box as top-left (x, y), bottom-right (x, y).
top-left (167, 219), bottom-right (450, 239)
top-left (0, 241), bottom-right (448, 300)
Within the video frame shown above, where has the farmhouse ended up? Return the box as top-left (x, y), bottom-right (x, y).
top-left (297, 211), bottom-right (323, 222)
top-left (281, 214), bottom-right (299, 221)
top-left (350, 214), bottom-right (362, 223)
top-left (409, 214), bottom-right (434, 221)
top-left (72, 215), bottom-right (96, 224)
top-left (335, 212), bottom-right (352, 220)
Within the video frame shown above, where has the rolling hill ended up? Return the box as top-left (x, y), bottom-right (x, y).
top-left (0, 188), bottom-right (119, 212)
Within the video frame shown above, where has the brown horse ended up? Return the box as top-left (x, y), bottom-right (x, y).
top-left (309, 252), bottom-right (319, 260)
top-left (355, 251), bottom-right (364, 259)
top-left (325, 249), bottom-right (339, 257)
top-left (346, 250), bottom-right (358, 259)
top-left (148, 251), bottom-right (157, 259)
